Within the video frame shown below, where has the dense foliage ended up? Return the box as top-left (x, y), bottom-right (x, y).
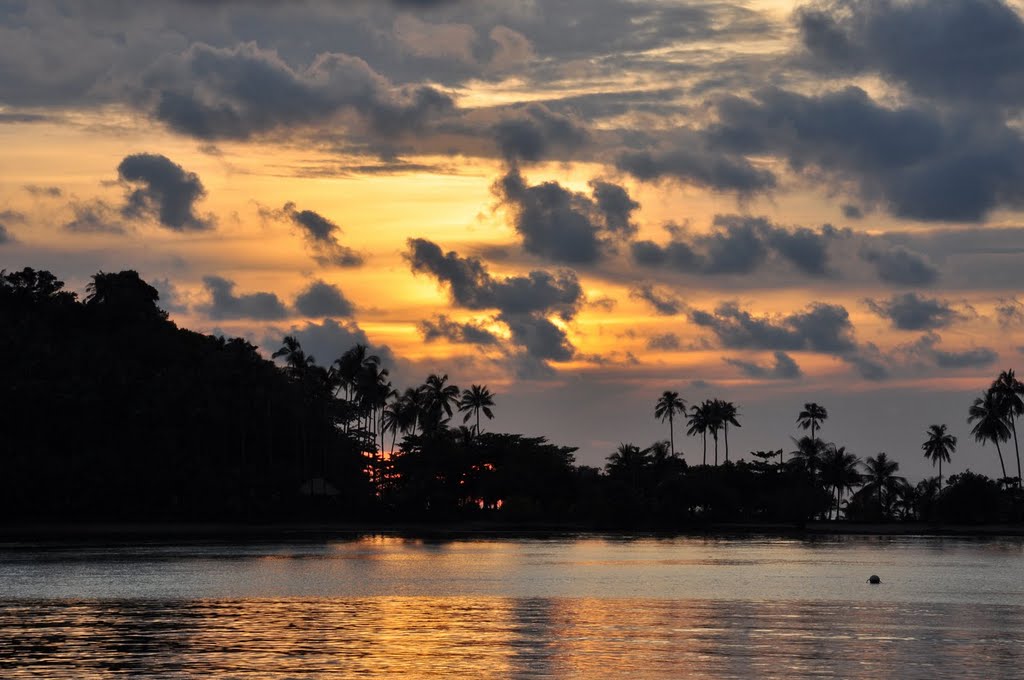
top-left (1, 268), bottom-right (1022, 526)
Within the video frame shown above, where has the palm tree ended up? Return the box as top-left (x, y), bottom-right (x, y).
top-left (687, 404), bottom-right (709, 466)
top-left (921, 424), bottom-right (956, 489)
top-left (717, 400), bottom-right (741, 462)
top-left (968, 389), bottom-right (1011, 481)
top-left (459, 384), bottom-right (496, 436)
top-left (704, 400), bottom-right (724, 465)
top-left (332, 343), bottom-right (380, 401)
top-left (605, 443), bottom-right (650, 492)
top-left (797, 402), bottom-right (828, 442)
top-left (420, 373), bottom-right (460, 431)
top-left (272, 336), bottom-right (315, 381)
top-left (862, 452), bottom-right (905, 519)
top-left (820, 445), bottom-right (861, 520)
top-left (789, 435), bottom-right (825, 478)
top-left (654, 391), bottom-right (686, 458)
top-left (991, 369), bottom-right (1023, 485)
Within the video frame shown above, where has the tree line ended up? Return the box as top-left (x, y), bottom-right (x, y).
top-left (1, 267), bottom-right (1021, 526)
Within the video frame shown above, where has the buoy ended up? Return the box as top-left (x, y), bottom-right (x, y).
top-left (868, 575), bottom-right (881, 584)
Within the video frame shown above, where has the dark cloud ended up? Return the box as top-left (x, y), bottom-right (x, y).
top-left (996, 298), bottom-right (1024, 328)
top-left (633, 216), bottom-right (841, 277)
top-left (724, 351), bottom-right (802, 380)
top-left (264, 318), bottom-right (394, 370)
top-left (797, 0), bottom-right (1024, 107)
top-left (294, 280), bottom-right (355, 318)
top-left (708, 85), bottom-right (1024, 222)
top-left (419, 314), bottom-right (501, 345)
top-left (860, 245), bottom-right (939, 286)
top-left (690, 301), bottom-right (856, 353)
top-left (63, 200), bottom-right (126, 234)
top-left (149, 42), bottom-right (454, 140)
top-left (149, 277), bottom-right (189, 315)
top-left (499, 312), bottom-right (574, 361)
top-left (629, 283), bottom-right (683, 316)
top-left (200, 275), bottom-right (288, 320)
top-left (616, 146), bottom-right (776, 195)
top-left (841, 204), bottom-right (863, 219)
top-left (493, 103), bottom-right (588, 163)
top-left (278, 203), bottom-right (364, 267)
top-left (0, 210), bottom-right (25, 224)
top-left (865, 293), bottom-right (961, 331)
top-left (493, 168), bottom-right (638, 264)
top-left (906, 332), bottom-right (998, 369)
top-left (405, 237), bottom-right (583, 318)
top-left (117, 153), bottom-right (213, 230)
top-left (24, 185), bottom-right (63, 198)
top-left (647, 333), bottom-right (681, 351)
top-left (0, 223), bottom-right (13, 244)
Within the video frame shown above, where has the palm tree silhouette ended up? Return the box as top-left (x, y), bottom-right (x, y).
top-left (968, 389), bottom-right (1011, 481)
top-left (921, 424), bottom-right (956, 489)
top-left (460, 384), bottom-right (496, 436)
top-left (717, 400), bottom-right (741, 462)
top-left (789, 435), bottom-right (825, 478)
top-left (606, 443), bottom-right (649, 492)
top-left (862, 452), bottom-right (905, 519)
top-left (821, 445), bottom-right (861, 520)
top-left (272, 335), bottom-right (315, 381)
top-left (704, 400), bottom-right (724, 465)
top-left (687, 404), bottom-right (709, 466)
top-left (991, 369), bottom-right (1023, 485)
top-left (420, 373), bottom-right (460, 431)
top-left (797, 402), bottom-right (828, 442)
top-left (655, 391), bottom-right (686, 458)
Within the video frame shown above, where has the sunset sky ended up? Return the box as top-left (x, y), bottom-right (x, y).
top-left (2, 0), bottom-right (1023, 478)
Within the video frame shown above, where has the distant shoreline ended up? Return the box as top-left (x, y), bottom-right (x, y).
top-left (1, 521), bottom-right (1022, 543)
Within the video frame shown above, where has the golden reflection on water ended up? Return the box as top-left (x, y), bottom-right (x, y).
top-left (3, 596), bottom-right (1024, 678)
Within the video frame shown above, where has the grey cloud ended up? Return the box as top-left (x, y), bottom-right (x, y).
top-left (0, 210), bottom-right (26, 224)
top-left (633, 216), bottom-right (842, 278)
top-left (0, 223), bottom-right (13, 244)
top-left (708, 85), bottom-right (1024, 222)
top-left (617, 146), bottom-right (776, 195)
top-left (690, 301), bottom-right (856, 353)
top-left (860, 245), bottom-right (938, 286)
top-left (63, 200), bottom-right (127, 234)
top-left (200, 275), bottom-right (288, 320)
top-left (841, 204), bottom-right (863, 219)
top-left (498, 312), bottom-right (574, 362)
top-left (865, 293), bottom-right (962, 331)
top-left (724, 351), bottom-right (802, 380)
top-left (24, 185), bottom-right (63, 198)
top-left (646, 333), bottom-right (681, 351)
top-left (117, 153), bottom-right (213, 230)
top-left (493, 168), bottom-right (638, 264)
top-left (149, 277), bottom-right (189, 314)
top-left (493, 103), bottom-right (588, 163)
top-left (906, 332), bottom-right (998, 369)
top-left (797, 0), bottom-right (1024, 107)
top-left (294, 280), bottom-right (355, 318)
top-left (265, 318), bottom-right (394, 370)
top-left (149, 42), bottom-right (454, 140)
top-left (280, 203), bottom-right (364, 267)
top-left (629, 283), bottom-right (683, 316)
top-left (996, 298), bottom-right (1024, 327)
top-left (419, 314), bottom-right (501, 346)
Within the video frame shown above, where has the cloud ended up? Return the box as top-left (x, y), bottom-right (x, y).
top-left (708, 85), bottom-right (1024, 222)
top-left (865, 292), bottom-right (962, 331)
top-left (632, 216), bottom-right (843, 277)
top-left (199, 275), bottom-right (288, 320)
top-left (629, 283), bottom-right (684, 316)
top-left (841, 204), bottom-right (863, 219)
top-left (493, 167), bottom-right (638, 264)
top-left (149, 277), bottom-right (189, 315)
top-left (264, 318), bottom-right (394, 370)
top-left (616, 145), bottom-right (776, 195)
top-left (724, 351), bottom-right (802, 379)
top-left (405, 237), bottom-right (583, 318)
top-left (690, 301), bottom-right (856, 353)
top-left (278, 203), bottom-right (364, 267)
top-left (393, 14), bottom-right (477, 63)
top-left (859, 245), bottom-right (939, 286)
top-left (905, 332), bottom-right (998, 369)
top-left (996, 297), bottom-right (1024, 328)
top-left (63, 200), bottom-right (126, 234)
top-left (23, 185), bottom-right (62, 198)
top-left (797, 0), bottom-right (1024, 107)
top-left (419, 314), bottom-right (502, 345)
top-left (646, 333), bottom-right (682, 351)
top-left (117, 153), bottom-right (213, 231)
top-left (148, 42), bottom-right (454, 140)
top-left (499, 312), bottom-right (574, 361)
top-left (294, 280), bottom-right (355, 318)
top-left (492, 103), bottom-right (588, 163)
top-left (0, 223), bottom-right (13, 244)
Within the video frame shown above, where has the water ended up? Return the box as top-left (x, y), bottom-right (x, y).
top-left (1, 535), bottom-right (1022, 677)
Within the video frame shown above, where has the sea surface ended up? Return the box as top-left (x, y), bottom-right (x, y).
top-left (0, 534), bottom-right (1022, 678)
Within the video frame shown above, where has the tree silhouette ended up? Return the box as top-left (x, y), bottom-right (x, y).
top-left (705, 400), bottom-right (724, 465)
top-left (862, 452), bottom-right (905, 519)
top-left (420, 373), bottom-right (460, 432)
top-left (789, 435), bottom-right (825, 478)
top-left (921, 423), bottom-right (956, 489)
top-left (820, 445), bottom-right (861, 520)
top-left (797, 403), bottom-right (828, 442)
top-left (991, 369), bottom-right (1023, 486)
top-left (654, 391), bottom-right (686, 458)
top-left (460, 384), bottom-right (496, 436)
top-left (687, 404), bottom-right (709, 465)
top-left (717, 400), bottom-right (741, 462)
top-left (968, 389), bottom-right (1011, 481)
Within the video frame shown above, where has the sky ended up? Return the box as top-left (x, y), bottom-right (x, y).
top-left (2, 0), bottom-right (1023, 480)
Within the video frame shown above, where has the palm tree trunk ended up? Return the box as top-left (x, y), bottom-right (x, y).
top-left (1011, 417), bottom-right (1022, 487)
top-left (714, 434), bottom-right (719, 466)
top-left (724, 423), bottom-right (729, 462)
top-left (702, 432), bottom-right (707, 466)
top-left (938, 457), bottom-right (942, 490)
top-left (669, 414), bottom-right (675, 457)
top-left (995, 439), bottom-right (1008, 480)
top-left (476, 409), bottom-right (481, 438)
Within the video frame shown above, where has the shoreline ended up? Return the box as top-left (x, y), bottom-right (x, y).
top-left (2, 520), bottom-right (1023, 543)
